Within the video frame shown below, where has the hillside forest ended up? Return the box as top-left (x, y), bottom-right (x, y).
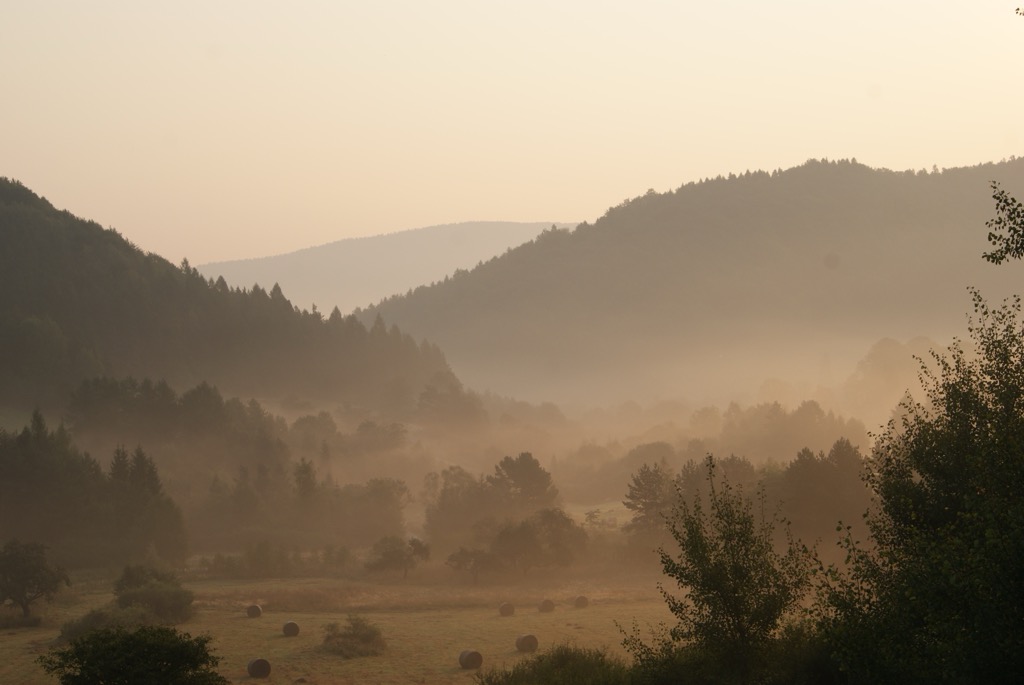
top-left (2, 163), bottom-right (1023, 684)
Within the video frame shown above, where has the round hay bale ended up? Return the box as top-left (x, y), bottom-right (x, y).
top-left (515, 634), bottom-right (539, 653)
top-left (247, 658), bottom-right (271, 678)
top-left (499, 602), bottom-right (515, 617)
top-left (282, 621), bottom-right (300, 637)
top-left (538, 599), bottom-right (555, 613)
top-left (459, 649), bottom-right (484, 669)
top-left (246, 604), bottom-right (262, 618)
top-left (574, 595), bottom-right (589, 608)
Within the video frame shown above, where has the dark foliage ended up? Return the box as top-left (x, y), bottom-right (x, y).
top-left (476, 643), bottom-right (632, 685)
top-left (0, 413), bottom-right (186, 567)
top-left (0, 177), bottom-right (451, 416)
top-left (983, 181), bottom-right (1024, 263)
top-left (817, 290), bottom-right (1024, 684)
top-left (624, 457), bottom-right (814, 685)
top-left (39, 624), bottom-right (228, 685)
top-left (0, 539), bottom-right (69, 618)
top-left (58, 605), bottom-right (153, 643)
top-left (113, 565), bottom-right (193, 623)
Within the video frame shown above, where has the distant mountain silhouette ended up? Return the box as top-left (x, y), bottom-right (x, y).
top-left (358, 158), bottom-right (1024, 409)
top-left (197, 221), bottom-right (568, 314)
top-left (0, 178), bottom-right (453, 416)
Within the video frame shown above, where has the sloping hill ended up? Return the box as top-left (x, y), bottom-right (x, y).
top-left (359, 158), bottom-right (1024, 406)
top-left (0, 179), bottom-right (453, 416)
top-left (197, 221), bottom-right (566, 314)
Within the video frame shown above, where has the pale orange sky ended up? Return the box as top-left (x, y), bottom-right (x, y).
top-left (3, 1), bottom-right (1021, 264)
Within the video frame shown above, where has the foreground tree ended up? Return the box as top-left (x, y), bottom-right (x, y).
top-left (38, 625), bottom-right (228, 685)
top-left (0, 539), bottom-right (69, 618)
top-left (982, 182), bottom-right (1024, 264)
top-left (818, 291), bottom-right (1024, 683)
top-left (625, 457), bottom-right (813, 684)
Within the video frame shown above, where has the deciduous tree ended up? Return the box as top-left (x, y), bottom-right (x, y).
top-left (0, 539), bottom-right (69, 618)
top-left (364, 537), bottom-right (430, 579)
top-left (818, 290), bottom-right (1024, 683)
top-left (625, 457), bottom-right (812, 684)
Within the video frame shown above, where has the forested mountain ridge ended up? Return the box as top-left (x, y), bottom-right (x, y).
top-left (359, 158), bottom-right (1024, 408)
top-left (0, 178), bottom-right (453, 417)
top-left (197, 221), bottom-right (569, 315)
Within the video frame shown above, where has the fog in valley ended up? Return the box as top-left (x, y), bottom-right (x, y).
top-left (3, 3), bottom-right (1022, 684)
top-left (2, 157), bottom-right (1011, 683)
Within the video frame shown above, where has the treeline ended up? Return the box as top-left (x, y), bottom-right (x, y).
top-left (60, 376), bottom-right (424, 553)
top-left (620, 437), bottom-right (869, 566)
top-left (0, 404), bottom-right (416, 568)
top-left (555, 399), bottom-right (868, 505)
top-left (0, 177), bottom-right (451, 416)
top-left (0, 413), bottom-right (185, 567)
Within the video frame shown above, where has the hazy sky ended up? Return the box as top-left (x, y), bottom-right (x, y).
top-left (3, 2), bottom-right (1021, 264)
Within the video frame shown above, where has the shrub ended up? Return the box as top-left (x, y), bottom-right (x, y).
top-left (115, 582), bottom-right (193, 623)
top-left (113, 565), bottom-right (178, 595)
top-left (321, 614), bottom-right (387, 658)
top-left (113, 565), bottom-right (193, 622)
top-left (475, 644), bottom-right (631, 685)
top-left (39, 624), bottom-right (228, 684)
top-left (59, 606), bottom-right (153, 643)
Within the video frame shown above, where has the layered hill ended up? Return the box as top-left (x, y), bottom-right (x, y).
top-left (198, 221), bottom-right (568, 314)
top-left (358, 158), bottom-right (1024, 408)
top-left (0, 179), bottom-right (453, 418)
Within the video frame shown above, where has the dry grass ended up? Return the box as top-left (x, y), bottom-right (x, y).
top-left (0, 571), bottom-right (672, 684)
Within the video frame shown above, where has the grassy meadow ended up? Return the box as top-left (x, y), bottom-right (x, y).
top-left (1, 567), bottom-right (673, 684)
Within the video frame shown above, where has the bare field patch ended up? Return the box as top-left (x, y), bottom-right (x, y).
top-left (0, 573), bottom-right (672, 684)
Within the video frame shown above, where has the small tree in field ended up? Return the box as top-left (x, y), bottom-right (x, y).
top-left (625, 457), bottom-right (813, 684)
top-left (364, 536), bottom-right (430, 578)
top-left (0, 539), bottom-right (69, 618)
top-left (38, 625), bottom-right (228, 685)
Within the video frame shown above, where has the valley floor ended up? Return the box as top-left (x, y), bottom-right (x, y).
top-left (1, 569), bottom-right (671, 684)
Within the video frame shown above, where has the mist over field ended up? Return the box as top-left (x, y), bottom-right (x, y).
top-left (3, 4), bottom-right (1023, 683)
top-left (4, 157), bottom-right (1020, 680)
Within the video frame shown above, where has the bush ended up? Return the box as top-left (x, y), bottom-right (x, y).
top-left (622, 620), bottom-right (842, 685)
top-left (113, 565), bottom-right (193, 623)
top-left (113, 564), bottom-right (178, 595)
top-left (762, 622), bottom-right (843, 685)
top-left (59, 606), bottom-right (154, 643)
top-left (39, 624), bottom-right (228, 684)
top-left (476, 644), bottom-right (632, 685)
top-left (321, 614), bottom-right (387, 658)
top-left (115, 582), bottom-right (193, 623)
